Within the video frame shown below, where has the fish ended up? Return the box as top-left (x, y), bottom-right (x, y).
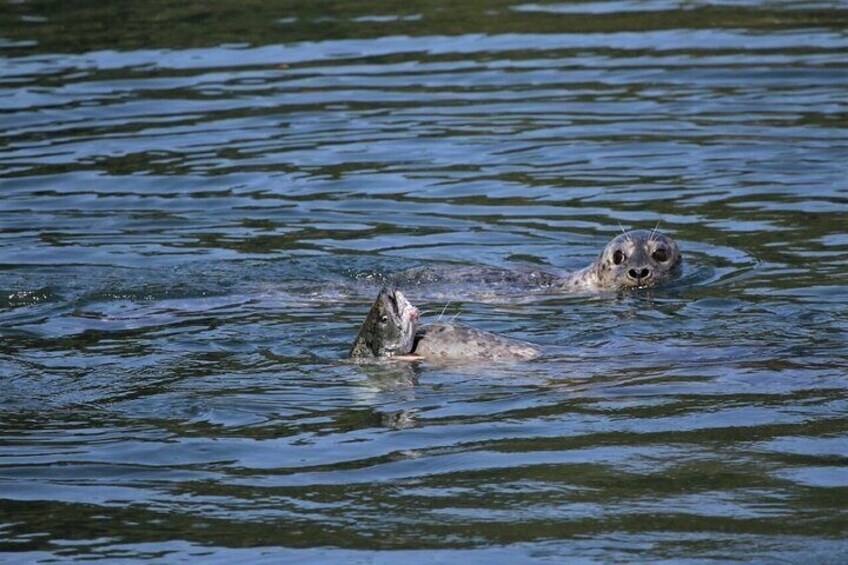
top-left (349, 287), bottom-right (541, 362)
top-left (349, 287), bottom-right (420, 359)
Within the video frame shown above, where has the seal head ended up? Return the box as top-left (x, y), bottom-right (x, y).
top-left (349, 287), bottom-right (419, 358)
top-left (591, 229), bottom-right (682, 289)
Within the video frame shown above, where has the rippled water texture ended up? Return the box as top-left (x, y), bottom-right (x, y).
top-left (1, 1), bottom-right (847, 563)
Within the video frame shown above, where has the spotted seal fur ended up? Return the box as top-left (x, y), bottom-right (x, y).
top-left (413, 322), bottom-right (540, 361)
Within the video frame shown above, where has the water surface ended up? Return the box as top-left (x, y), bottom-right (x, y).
top-left (1, 1), bottom-right (847, 563)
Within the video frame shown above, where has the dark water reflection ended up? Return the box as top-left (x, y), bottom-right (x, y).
top-left (1, 1), bottom-right (847, 563)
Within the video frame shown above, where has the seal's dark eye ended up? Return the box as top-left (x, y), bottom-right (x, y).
top-left (379, 315), bottom-right (389, 324)
top-left (652, 248), bottom-right (669, 262)
top-left (612, 250), bottom-right (625, 265)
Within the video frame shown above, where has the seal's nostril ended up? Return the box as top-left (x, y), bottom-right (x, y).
top-left (639, 268), bottom-right (650, 278)
top-left (628, 269), bottom-right (639, 279)
top-left (629, 268), bottom-right (650, 279)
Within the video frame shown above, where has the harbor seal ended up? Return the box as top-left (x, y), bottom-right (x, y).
top-left (391, 229), bottom-right (682, 295)
top-left (349, 287), bottom-right (541, 362)
top-left (554, 229), bottom-right (682, 291)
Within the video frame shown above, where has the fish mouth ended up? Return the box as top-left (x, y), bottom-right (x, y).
top-left (389, 288), bottom-right (417, 320)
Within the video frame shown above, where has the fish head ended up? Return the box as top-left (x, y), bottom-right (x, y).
top-left (349, 287), bottom-right (419, 358)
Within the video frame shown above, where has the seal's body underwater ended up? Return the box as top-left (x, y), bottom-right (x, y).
top-left (349, 288), bottom-right (541, 362)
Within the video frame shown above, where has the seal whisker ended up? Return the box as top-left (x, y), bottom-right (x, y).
top-left (449, 310), bottom-right (462, 323)
top-left (617, 222), bottom-right (634, 243)
top-left (437, 300), bottom-right (452, 321)
top-left (650, 220), bottom-right (662, 241)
